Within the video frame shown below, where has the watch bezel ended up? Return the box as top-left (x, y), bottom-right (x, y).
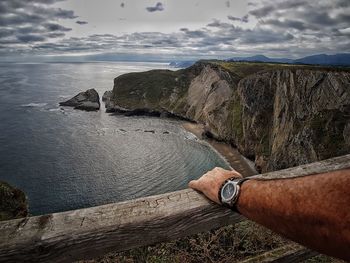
top-left (221, 181), bottom-right (239, 204)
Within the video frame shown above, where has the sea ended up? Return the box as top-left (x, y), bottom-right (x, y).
top-left (0, 62), bottom-right (230, 216)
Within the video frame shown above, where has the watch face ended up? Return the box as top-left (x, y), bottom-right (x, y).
top-left (222, 182), bottom-right (236, 201)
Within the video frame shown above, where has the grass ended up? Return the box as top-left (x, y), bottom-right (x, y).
top-left (232, 101), bottom-right (243, 141)
top-left (212, 61), bottom-right (350, 80)
top-left (112, 69), bottom-right (190, 111)
top-left (79, 220), bottom-right (344, 263)
top-left (308, 108), bottom-right (349, 159)
top-left (80, 221), bottom-right (291, 263)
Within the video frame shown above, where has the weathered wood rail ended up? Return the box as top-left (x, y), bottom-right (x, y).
top-left (0, 154), bottom-right (349, 262)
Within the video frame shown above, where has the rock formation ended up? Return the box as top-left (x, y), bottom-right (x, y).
top-left (0, 181), bottom-right (28, 221)
top-left (102, 90), bottom-right (112, 102)
top-left (60, 89), bottom-right (100, 111)
top-left (105, 61), bottom-right (350, 172)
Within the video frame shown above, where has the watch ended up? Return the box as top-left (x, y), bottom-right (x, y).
top-left (219, 177), bottom-right (249, 210)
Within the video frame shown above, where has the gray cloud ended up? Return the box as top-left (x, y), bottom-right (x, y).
top-left (146, 2), bottom-right (164, 12)
top-left (249, 5), bottom-right (274, 18)
top-left (44, 23), bottom-right (72, 32)
top-left (76, 21), bottom-right (88, 25)
top-left (0, 0), bottom-right (77, 48)
top-left (249, 0), bottom-right (308, 18)
top-left (263, 19), bottom-right (307, 31)
top-left (207, 20), bottom-right (233, 29)
top-left (227, 16), bottom-right (241, 22)
top-left (17, 34), bottom-right (46, 43)
top-left (338, 0), bottom-right (350, 8)
top-left (0, 0), bottom-right (349, 60)
top-left (228, 15), bottom-right (249, 23)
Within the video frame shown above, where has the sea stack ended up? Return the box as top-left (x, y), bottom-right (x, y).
top-left (60, 89), bottom-right (100, 111)
top-left (102, 90), bottom-right (112, 102)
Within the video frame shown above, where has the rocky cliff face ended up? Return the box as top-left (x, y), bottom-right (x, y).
top-left (237, 69), bottom-right (350, 171)
top-left (106, 61), bottom-right (350, 172)
top-left (0, 181), bottom-right (28, 221)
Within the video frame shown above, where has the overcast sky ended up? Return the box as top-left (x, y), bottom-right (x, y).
top-left (0, 0), bottom-right (349, 61)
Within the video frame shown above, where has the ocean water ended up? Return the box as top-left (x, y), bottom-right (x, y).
top-left (0, 62), bottom-right (230, 216)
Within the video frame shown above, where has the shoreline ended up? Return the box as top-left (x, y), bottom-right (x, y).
top-left (182, 122), bottom-right (258, 177)
top-left (104, 101), bottom-right (258, 177)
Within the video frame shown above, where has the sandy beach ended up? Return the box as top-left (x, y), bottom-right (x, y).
top-left (183, 122), bottom-right (258, 177)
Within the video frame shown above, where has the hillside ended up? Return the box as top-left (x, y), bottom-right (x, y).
top-left (228, 53), bottom-right (350, 66)
top-left (105, 61), bottom-right (350, 172)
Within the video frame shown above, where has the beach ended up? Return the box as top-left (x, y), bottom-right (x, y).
top-left (183, 122), bottom-right (258, 177)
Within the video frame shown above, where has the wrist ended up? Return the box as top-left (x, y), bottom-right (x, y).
top-left (219, 177), bottom-right (250, 211)
top-left (236, 179), bottom-right (258, 214)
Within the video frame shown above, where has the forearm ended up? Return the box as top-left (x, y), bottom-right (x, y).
top-left (237, 169), bottom-right (350, 261)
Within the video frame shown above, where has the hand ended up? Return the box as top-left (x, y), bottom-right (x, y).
top-left (188, 167), bottom-right (243, 204)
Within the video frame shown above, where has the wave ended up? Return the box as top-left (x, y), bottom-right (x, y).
top-left (21, 103), bottom-right (48, 108)
top-left (48, 108), bottom-right (63, 112)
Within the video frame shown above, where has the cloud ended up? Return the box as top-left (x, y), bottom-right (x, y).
top-left (44, 23), bottom-right (72, 32)
top-left (207, 20), bottom-right (233, 29)
top-left (76, 20), bottom-right (88, 25)
top-left (263, 19), bottom-right (307, 31)
top-left (0, 0), bottom-right (349, 60)
top-left (227, 16), bottom-right (241, 22)
top-left (146, 2), bottom-right (164, 12)
top-left (249, 5), bottom-right (274, 18)
top-left (228, 15), bottom-right (249, 23)
top-left (0, 0), bottom-right (77, 48)
top-left (17, 34), bottom-right (46, 43)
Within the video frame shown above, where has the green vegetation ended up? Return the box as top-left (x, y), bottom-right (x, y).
top-left (212, 61), bottom-right (350, 79)
top-left (0, 181), bottom-right (27, 221)
top-left (82, 220), bottom-right (341, 262)
top-left (82, 221), bottom-right (290, 263)
top-left (232, 101), bottom-right (243, 141)
top-left (259, 133), bottom-right (271, 157)
top-left (309, 109), bottom-right (349, 160)
top-left (112, 60), bottom-right (350, 114)
top-left (113, 69), bottom-right (190, 111)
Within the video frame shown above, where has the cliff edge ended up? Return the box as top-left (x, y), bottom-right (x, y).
top-left (106, 61), bottom-right (350, 172)
top-left (0, 181), bottom-right (28, 221)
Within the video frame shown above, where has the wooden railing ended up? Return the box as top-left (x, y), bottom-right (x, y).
top-left (0, 154), bottom-right (349, 262)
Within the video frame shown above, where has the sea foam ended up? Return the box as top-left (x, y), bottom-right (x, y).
top-left (21, 103), bottom-right (48, 107)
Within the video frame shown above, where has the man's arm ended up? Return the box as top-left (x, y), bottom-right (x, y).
top-left (189, 167), bottom-right (350, 261)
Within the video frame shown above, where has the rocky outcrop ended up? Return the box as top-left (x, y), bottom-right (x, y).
top-left (60, 89), bottom-right (100, 111)
top-left (0, 181), bottom-right (28, 221)
top-left (105, 61), bottom-right (350, 172)
top-left (102, 90), bottom-right (112, 102)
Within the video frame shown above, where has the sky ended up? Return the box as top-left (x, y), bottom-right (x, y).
top-left (0, 0), bottom-right (349, 62)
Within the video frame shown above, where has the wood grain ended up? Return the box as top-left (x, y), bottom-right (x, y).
top-left (0, 154), bottom-right (349, 262)
top-left (252, 154), bottom-right (350, 180)
top-left (0, 189), bottom-right (243, 262)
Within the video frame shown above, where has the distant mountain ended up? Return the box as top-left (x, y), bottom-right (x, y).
top-left (169, 61), bottom-right (196, 68)
top-left (293, 54), bottom-right (350, 66)
top-left (229, 55), bottom-right (293, 64)
top-left (228, 53), bottom-right (350, 66)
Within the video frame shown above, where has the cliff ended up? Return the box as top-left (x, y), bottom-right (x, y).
top-left (106, 61), bottom-right (350, 172)
top-left (0, 181), bottom-right (28, 221)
